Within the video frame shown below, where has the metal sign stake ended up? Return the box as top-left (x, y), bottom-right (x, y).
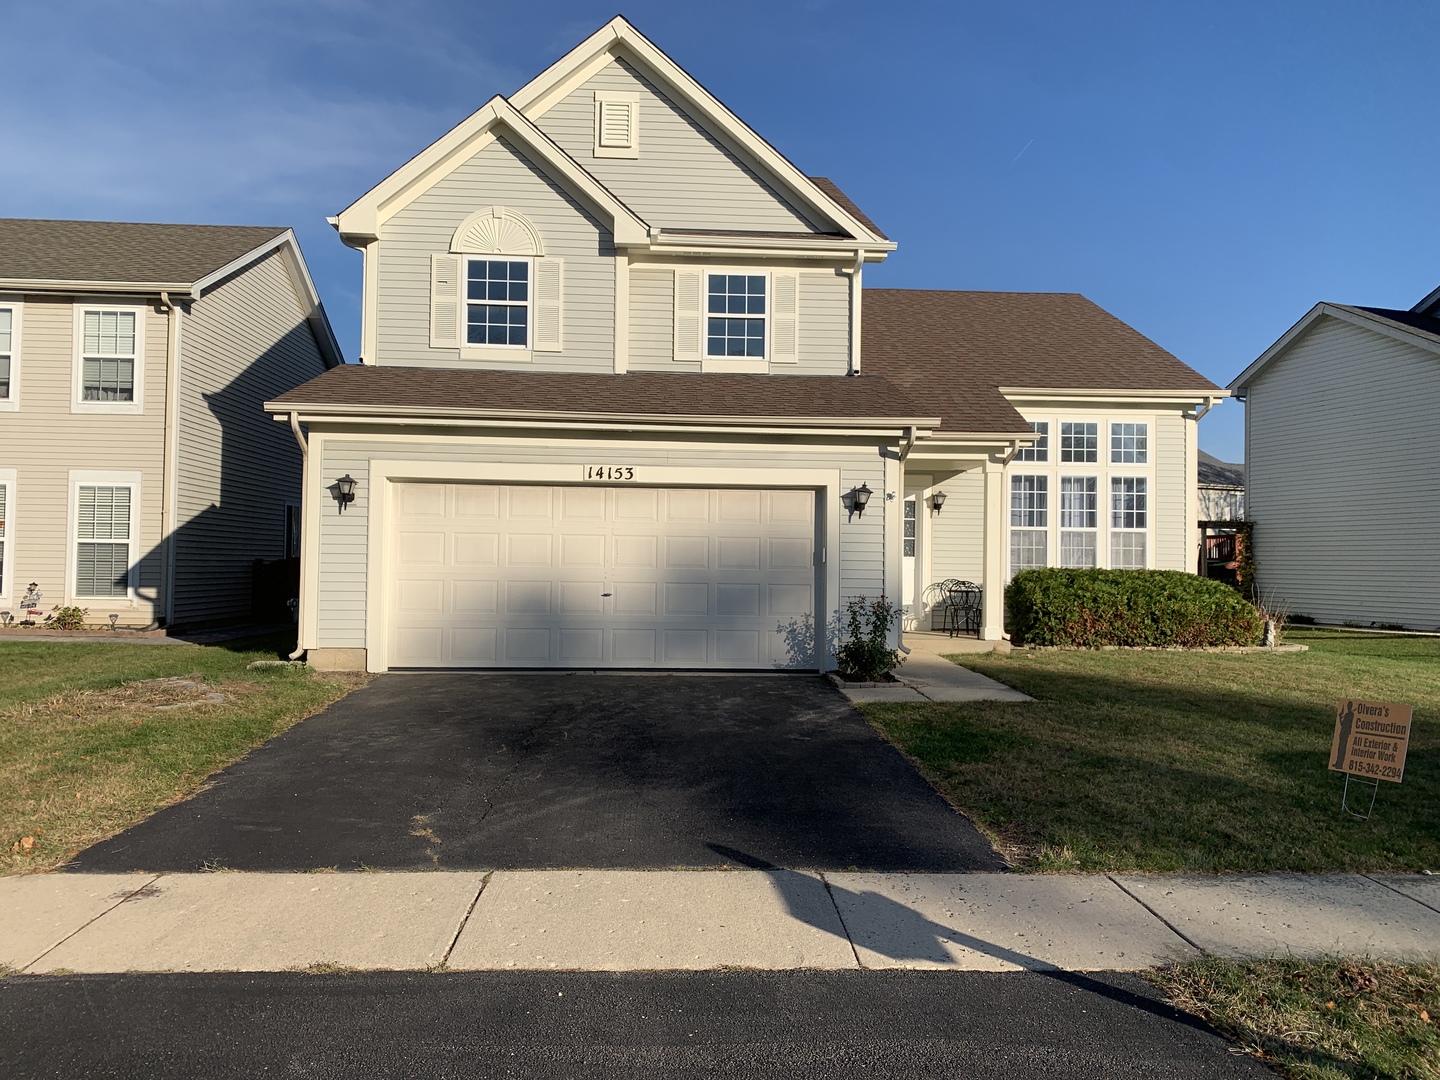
top-left (1341, 772), bottom-right (1380, 820)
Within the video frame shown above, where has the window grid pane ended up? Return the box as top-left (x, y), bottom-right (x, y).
top-left (1111, 532), bottom-right (1146, 569)
top-left (83, 311), bottom-right (136, 357)
top-left (903, 499), bottom-right (916, 558)
top-left (0, 308), bottom-right (10, 400)
top-left (1010, 529), bottom-right (1047, 573)
top-left (82, 357), bottom-right (135, 401)
top-left (78, 486), bottom-right (131, 541)
top-left (706, 274), bottom-right (766, 358)
top-left (1014, 421), bottom-right (1048, 462)
top-left (1059, 531), bottom-right (1097, 568)
top-left (465, 260), bottom-right (528, 347)
top-left (1009, 475), bottom-right (1048, 527)
top-left (1110, 422), bottom-right (1149, 464)
top-left (1110, 476), bottom-right (1148, 529)
top-left (76, 543), bottom-right (129, 598)
top-left (1059, 422), bottom-right (1098, 463)
top-left (1059, 477), bottom-right (1097, 528)
top-left (0, 355), bottom-right (9, 400)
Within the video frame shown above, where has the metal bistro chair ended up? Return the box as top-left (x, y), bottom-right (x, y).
top-left (944, 580), bottom-right (982, 637)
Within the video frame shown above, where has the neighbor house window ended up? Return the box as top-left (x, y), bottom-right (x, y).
top-left (1060, 422), bottom-right (1098, 463)
top-left (1009, 475), bottom-right (1048, 573)
top-left (81, 310), bottom-right (137, 401)
top-left (0, 306), bottom-right (14, 402)
top-left (1111, 422), bottom-right (1148, 464)
top-left (1110, 477), bottom-right (1148, 568)
top-left (1014, 421), bottom-right (1048, 462)
top-left (707, 274), bottom-right (766, 358)
top-left (1059, 476), bottom-right (1097, 567)
top-left (75, 485), bottom-right (132, 598)
top-left (465, 259), bottom-right (529, 347)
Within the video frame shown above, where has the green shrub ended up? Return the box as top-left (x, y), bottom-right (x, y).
top-left (46, 606), bottom-right (89, 631)
top-left (1006, 569), bottom-right (1264, 648)
top-left (834, 595), bottom-right (906, 681)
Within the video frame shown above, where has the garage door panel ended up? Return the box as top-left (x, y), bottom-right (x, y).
top-left (387, 482), bottom-right (817, 669)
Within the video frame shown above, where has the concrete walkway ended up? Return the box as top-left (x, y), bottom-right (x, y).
top-left (5, 870), bottom-right (1437, 975)
top-left (840, 632), bottom-right (1033, 704)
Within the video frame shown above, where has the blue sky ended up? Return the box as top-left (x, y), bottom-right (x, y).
top-left (4, 0), bottom-right (1436, 461)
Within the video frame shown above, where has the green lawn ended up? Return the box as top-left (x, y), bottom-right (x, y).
top-left (1151, 959), bottom-right (1440, 1080)
top-left (1, 636), bottom-right (365, 875)
top-left (863, 630), bottom-right (1440, 872)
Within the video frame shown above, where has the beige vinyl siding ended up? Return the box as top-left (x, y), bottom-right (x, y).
top-left (310, 433), bottom-right (887, 650)
top-left (173, 250), bottom-right (327, 625)
top-left (1246, 317), bottom-right (1440, 628)
top-left (627, 266), bottom-right (679, 370)
top-left (929, 468), bottom-right (986, 583)
top-left (1152, 411), bottom-right (1189, 571)
top-left (0, 294), bottom-right (167, 624)
top-left (531, 57), bottom-right (822, 233)
top-left (794, 270), bottom-right (849, 376)
top-left (377, 136), bottom-right (614, 370)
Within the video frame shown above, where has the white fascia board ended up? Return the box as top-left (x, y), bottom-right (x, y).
top-left (333, 97), bottom-right (649, 245)
top-left (1229, 302), bottom-right (1440, 396)
top-left (191, 230), bottom-right (292, 297)
top-left (0, 278), bottom-right (193, 295)
top-left (641, 233), bottom-right (895, 259)
top-left (509, 17), bottom-right (890, 249)
top-left (999, 387), bottom-right (1226, 405)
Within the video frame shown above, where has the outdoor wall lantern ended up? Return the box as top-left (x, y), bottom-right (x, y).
top-left (929, 491), bottom-right (948, 514)
top-left (334, 474), bottom-right (357, 513)
top-left (850, 483), bottom-right (873, 518)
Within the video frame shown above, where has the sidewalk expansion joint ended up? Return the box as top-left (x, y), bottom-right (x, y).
top-left (1363, 872), bottom-right (1440, 915)
top-left (23, 873), bottom-right (164, 972)
top-left (818, 872), bottom-right (864, 969)
top-left (1105, 875), bottom-right (1206, 957)
top-left (441, 872), bottom-right (490, 967)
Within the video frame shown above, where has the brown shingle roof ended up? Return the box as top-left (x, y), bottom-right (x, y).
top-left (268, 364), bottom-right (932, 424)
top-left (1198, 450), bottom-right (1244, 488)
top-left (864, 289), bottom-right (1220, 434)
top-left (0, 218), bottom-right (288, 285)
top-left (809, 177), bottom-right (888, 241)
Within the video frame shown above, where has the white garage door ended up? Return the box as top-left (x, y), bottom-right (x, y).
top-left (387, 483), bottom-right (817, 668)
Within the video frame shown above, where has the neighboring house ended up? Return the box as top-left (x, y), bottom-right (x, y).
top-left (266, 16), bottom-right (1222, 673)
top-left (1230, 290), bottom-right (1440, 630)
top-left (0, 219), bottom-right (341, 629)
top-left (1198, 450), bottom-right (1245, 521)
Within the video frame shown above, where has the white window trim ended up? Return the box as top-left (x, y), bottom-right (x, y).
top-left (0, 469), bottom-right (15, 602)
top-left (72, 302), bottom-right (146, 414)
top-left (593, 90), bottom-right (640, 158)
top-left (702, 268), bottom-right (770, 374)
top-left (66, 470), bottom-right (142, 606)
top-left (0, 297), bottom-right (21, 412)
top-left (459, 255), bottom-right (533, 361)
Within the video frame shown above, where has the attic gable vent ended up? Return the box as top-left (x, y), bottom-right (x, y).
top-left (594, 91), bottom-right (639, 158)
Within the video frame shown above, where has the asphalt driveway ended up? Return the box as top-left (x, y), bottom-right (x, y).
top-left (68, 674), bottom-right (1003, 874)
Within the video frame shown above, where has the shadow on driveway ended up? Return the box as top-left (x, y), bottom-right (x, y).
top-left (68, 673), bottom-right (1004, 874)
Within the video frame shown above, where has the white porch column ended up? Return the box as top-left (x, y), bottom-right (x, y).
top-left (980, 456), bottom-right (1006, 640)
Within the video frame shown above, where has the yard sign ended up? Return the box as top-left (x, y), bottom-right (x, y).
top-left (1329, 699), bottom-right (1412, 784)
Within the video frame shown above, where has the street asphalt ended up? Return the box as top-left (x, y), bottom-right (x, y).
top-left (0, 969), bottom-right (1277, 1079)
top-left (67, 673), bottom-right (1003, 874)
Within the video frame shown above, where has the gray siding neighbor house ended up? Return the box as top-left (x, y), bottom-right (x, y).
top-left (1198, 451), bottom-right (1245, 522)
top-left (267, 16), bottom-right (1223, 673)
top-left (1230, 290), bottom-right (1440, 630)
top-left (0, 219), bottom-right (342, 628)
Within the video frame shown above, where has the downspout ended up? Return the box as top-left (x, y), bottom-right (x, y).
top-left (844, 251), bottom-right (864, 375)
top-left (287, 412), bottom-right (309, 661)
top-left (158, 292), bottom-right (183, 627)
top-left (1193, 395), bottom-right (1218, 423)
top-left (897, 425), bottom-right (918, 462)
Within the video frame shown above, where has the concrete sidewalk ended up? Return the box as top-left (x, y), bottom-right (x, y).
top-left (840, 632), bottom-right (1033, 704)
top-left (5, 870), bottom-right (1437, 975)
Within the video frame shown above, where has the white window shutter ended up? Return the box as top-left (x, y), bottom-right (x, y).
top-left (674, 270), bottom-right (702, 362)
top-left (771, 271), bottom-right (799, 363)
top-left (533, 258), bottom-right (563, 352)
top-left (430, 254), bottom-right (461, 348)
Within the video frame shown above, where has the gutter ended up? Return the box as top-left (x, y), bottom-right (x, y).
top-left (287, 412), bottom-right (308, 662)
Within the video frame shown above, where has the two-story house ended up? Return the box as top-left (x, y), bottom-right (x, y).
top-left (267, 16), bottom-right (1222, 672)
top-left (0, 219), bottom-right (341, 628)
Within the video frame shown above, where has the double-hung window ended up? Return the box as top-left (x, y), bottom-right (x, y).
top-left (74, 482), bottom-right (134, 599)
top-left (1110, 422), bottom-right (1148, 464)
top-left (1014, 421), bottom-right (1048, 462)
top-left (1059, 476), bottom-right (1098, 567)
top-left (1110, 477), bottom-right (1148, 568)
top-left (0, 302), bottom-right (17, 407)
top-left (1009, 475), bottom-right (1048, 573)
top-left (465, 259), bottom-right (530, 347)
top-left (707, 274), bottom-right (766, 358)
top-left (74, 305), bottom-right (143, 412)
top-left (1060, 422), bottom-right (1098, 463)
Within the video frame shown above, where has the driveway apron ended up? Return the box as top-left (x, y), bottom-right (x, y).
top-left (67, 673), bottom-right (1003, 874)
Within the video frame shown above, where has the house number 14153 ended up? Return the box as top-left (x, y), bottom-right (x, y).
top-left (582, 465), bottom-right (637, 482)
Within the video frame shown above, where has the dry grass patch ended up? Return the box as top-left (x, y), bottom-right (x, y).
top-left (1, 637), bottom-right (366, 874)
top-left (1151, 958), bottom-right (1440, 1079)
